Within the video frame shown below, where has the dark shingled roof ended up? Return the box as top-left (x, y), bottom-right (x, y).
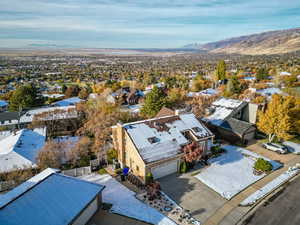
top-left (220, 117), bottom-right (255, 137)
top-left (0, 112), bottom-right (19, 122)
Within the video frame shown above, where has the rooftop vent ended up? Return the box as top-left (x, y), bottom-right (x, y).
top-left (148, 137), bottom-right (159, 144)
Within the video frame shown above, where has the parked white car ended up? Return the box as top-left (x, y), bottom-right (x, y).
top-left (262, 142), bottom-right (288, 154)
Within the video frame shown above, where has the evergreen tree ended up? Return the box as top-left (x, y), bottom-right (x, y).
top-left (256, 67), bottom-right (268, 81)
top-left (141, 86), bottom-right (168, 117)
top-left (224, 75), bottom-right (241, 96)
top-left (9, 85), bottom-right (38, 111)
top-left (215, 60), bottom-right (226, 81)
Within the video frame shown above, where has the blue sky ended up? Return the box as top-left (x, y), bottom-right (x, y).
top-left (0, 0), bottom-right (300, 48)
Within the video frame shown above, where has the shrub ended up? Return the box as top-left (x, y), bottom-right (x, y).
top-left (211, 146), bottom-right (224, 155)
top-left (180, 161), bottom-right (188, 173)
top-left (98, 168), bottom-right (107, 175)
top-left (115, 168), bottom-right (123, 175)
top-left (107, 148), bottom-right (118, 164)
top-left (254, 158), bottom-right (273, 172)
top-left (146, 172), bottom-right (154, 183)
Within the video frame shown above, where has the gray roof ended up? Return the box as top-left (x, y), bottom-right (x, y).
top-left (0, 112), bottom-right (19, 122)
top-left (220, 118), bottom-right (255, 136)
top-left (0, 173), bottom-right (104, 225)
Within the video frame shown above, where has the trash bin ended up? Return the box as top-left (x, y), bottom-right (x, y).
top-left (120, 174), bottom-right (125, 181)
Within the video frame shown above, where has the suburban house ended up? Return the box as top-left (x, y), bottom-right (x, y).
top-left (51, 97), bottom-right (84, 107)
top-left (203, 98), bottom-right (258, 144)
top-left (0, 106), bottom-right (78, 134)
top-left (112, 111), bottom-right (214, 182)
top-left (107, 88), bottom-right (144, 105)
top-left (0, 128), bottom-right (46, 173)
top-left (0, 168), bottom-right (105, 225)
top-left (0, 100), bottom-right (8, 112)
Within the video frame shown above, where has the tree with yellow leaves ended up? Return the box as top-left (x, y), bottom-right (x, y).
top-left (257, 94), bottom-right (299, 142)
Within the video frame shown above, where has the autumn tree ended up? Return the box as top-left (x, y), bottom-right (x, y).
top-left (167, 88), bottom-right (187, 108)
top-left (36, 141), bottom-right (66, 169)
top-left (191, 75), bottom-right (212, 92)
top-left (64, 85), bottom-right (80, 98)
top-left (67, 137), bottom-right (93, 167)
top-left (188, 95), bottom-right (218, 118)
top-left (257, 94), bottom-right (298, 142)
top-left (77, 98), bottom-right (138, 158)
top-left (182, 142), bottom-right (204, 163)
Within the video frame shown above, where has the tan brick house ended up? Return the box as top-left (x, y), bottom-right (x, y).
top-left (112, 112), bottom-right (214, 182)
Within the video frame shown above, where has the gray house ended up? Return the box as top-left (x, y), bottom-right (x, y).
top-left (202, 98), bottom-right (258, 144)
top-left (0, 168), bottom-right (105, 225)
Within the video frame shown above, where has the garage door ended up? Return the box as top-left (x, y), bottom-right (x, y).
top-left (151, 160), bottom-right (178, 179)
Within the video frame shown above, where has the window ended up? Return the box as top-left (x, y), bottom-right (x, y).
top-left (148, 137), bottom-right (159, 144)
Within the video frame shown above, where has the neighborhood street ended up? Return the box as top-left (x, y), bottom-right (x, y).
top-left (242, 174), bottom-right (300, 225)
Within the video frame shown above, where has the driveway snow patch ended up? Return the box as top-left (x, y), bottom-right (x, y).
top-left (81, 174), bottom-right (177, 225)
top-left (194, 145), bottom-right (282, 200)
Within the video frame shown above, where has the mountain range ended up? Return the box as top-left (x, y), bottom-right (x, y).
top-left (184, 27), bottom-right (300, 55)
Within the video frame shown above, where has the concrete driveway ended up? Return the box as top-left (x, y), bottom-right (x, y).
top-left (158, 172), bottom-right (227, 223)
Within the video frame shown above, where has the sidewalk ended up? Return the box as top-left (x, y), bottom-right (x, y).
top-left (203, 156), bottom-right (300, 225)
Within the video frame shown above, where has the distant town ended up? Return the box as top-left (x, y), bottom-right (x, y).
top-left (0, 48), bottom-right (299, 225)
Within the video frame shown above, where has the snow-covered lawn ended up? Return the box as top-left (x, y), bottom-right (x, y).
top-left (81, 174), bottom-right (177, 225)
top-left (240, 166), bottom-right (300, 206)
top-left (194, 145), bottom-right (282, 200)
top-left (283, 141), bottom-right (300, 154)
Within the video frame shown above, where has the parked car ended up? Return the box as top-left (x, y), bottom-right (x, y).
top-left (262, 142), bottom-right (288, 154)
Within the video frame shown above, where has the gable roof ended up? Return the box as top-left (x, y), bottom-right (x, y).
top-left (0, 111), bottom-right (19, 122)
top-left (51, 97), bottom-right (84, 107)
top-left (0, 169), bottom-right (104, 225)
top-left (203, 98), bottom-right (247, 126)
top-left (123, 113), bottom-right (213, 163)
top-left (0, 128), bottom-right (46, 173)
top-left (220, 118), bottom-right (255, 137)
top-left (155, 107), bottom-right (175, 118)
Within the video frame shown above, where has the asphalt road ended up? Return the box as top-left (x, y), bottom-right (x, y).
top-left (243, 175), bottom-right (300, 225)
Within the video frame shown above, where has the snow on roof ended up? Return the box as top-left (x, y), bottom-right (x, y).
top-left (0, 170), bottom-right (104, 225)
top-left (82, 174), bottom-right (176, 225)
top-left (280, 71), bottom-right (291, 76)
top-left (212, 98), bottom-right (244, 109)
top-left (0, 168), bottom-right (59, 208)
top-left (187, 88), bottom-right (219, 97)
top-left (51, 97), bottom-right (83, 107)
top-left (0, 100), bottom-right (8, 107)
top-left (203, 98), bottom-right (245, 126)
top-left (19, 106), bottom-right (77, 124)
top-left (42, 93), bottom-right (65, 98)
top-left (257, 88), bottom-right (282, 96)
top-left (124, 113), bottom-right (213, 163)
top-left (0, 128), bottom-right (46, 173)
top-left (204, 107), bottom-right (234, 126)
